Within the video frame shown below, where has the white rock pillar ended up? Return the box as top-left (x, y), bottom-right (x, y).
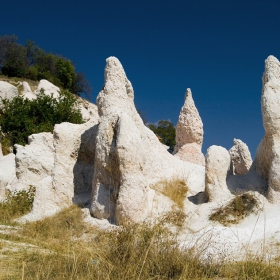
top-left (174, 88), bottom-right (205, 166)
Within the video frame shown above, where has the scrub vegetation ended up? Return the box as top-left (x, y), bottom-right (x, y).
top-left (0, 191), bottom-right (279, 279)
top-left (209, 192), bottom-right (259, 226)
top-left (0, 89), bottom-right (83, 151)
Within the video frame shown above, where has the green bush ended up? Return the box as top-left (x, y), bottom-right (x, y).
top-left (0, 89), bottom-right (84, 146)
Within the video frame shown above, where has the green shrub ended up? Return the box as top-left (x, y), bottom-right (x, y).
top-left (0, 186), bottom-right (35, 224)
top-left (0, 89), bottom-right (84, 146)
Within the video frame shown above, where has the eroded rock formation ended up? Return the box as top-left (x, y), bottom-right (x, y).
top-left (205, 145), bottom-right (232, 202)
top-left (90, 57), bottom-right (205, 224)
top-left (229, 139), bottom-right (252, 175)
top-left (173, 88), bottom-right (205, 166)
top-left (253, 55), bottom-right (280, 202)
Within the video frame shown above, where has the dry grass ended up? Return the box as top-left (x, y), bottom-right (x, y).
top-left (0, 136), bottom-right (12, 155)
top-left (153, 179), bottom-right (188, 209)
top-left (0, 74), bottom-right (39, 92)
top-left (209, 193), bottom-right (259, 226)
top-left (1, 204), bottom-right (280, 279)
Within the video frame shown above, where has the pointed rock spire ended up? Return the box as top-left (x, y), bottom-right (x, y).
top-left (90, 58), bottom-right (205, 224)
top-left (174, 88), bottom-right (205, 166)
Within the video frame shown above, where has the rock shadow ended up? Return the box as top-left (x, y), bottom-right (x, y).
top-left (188, 191), bottom-right (208, 205)
top-left (72, 124), bottom-right (98, 207)
top-left (226, 166), bottom-right (268, 197)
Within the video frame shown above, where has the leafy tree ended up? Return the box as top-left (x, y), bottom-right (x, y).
top-left (56, 58), bottom-right (75, 89)
top-left (71, 71), bottom-right (92, 99)
top-left (0, 35), bottom-right (17, 66)
top-left (0, 35), bottom-right (92, 97)
top-left (148, 120), bottom-right (176, 153)
top-left (0, 89), bottom-right (83, 147)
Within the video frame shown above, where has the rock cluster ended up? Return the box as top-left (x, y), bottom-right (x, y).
top-left (0, 79), bottom-right (99, 221)
top-left (174, 89), bottom-right (205, 166)
top-left (1, 54), bottom-right (280, 227)
top-left (0, 78), bottom-right (98, 122)
top-left (90, 57), bottom-right (204, 224)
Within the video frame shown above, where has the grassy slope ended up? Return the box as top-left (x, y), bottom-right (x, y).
top-left (0, 204), bottom-right (280, 279)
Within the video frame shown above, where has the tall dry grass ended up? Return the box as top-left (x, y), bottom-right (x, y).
top-left (1, 188), bottom-right (280, 279)
top-left (0, 205), bottom-right (280, 279)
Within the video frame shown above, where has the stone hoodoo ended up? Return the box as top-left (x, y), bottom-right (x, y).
top-left (173, 88), bottom-right (205, 166)
top-left (229, 139), bottom-right (252, 175)
top-left (253, 55), bottom-right (280, 202)
top-left (205, 145), bottom-right (232, 202)
top-left (90, 57), bottom-right (205, 224)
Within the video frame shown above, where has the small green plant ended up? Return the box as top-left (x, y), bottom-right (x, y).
top-left (209, 193), bottom-right (259, 226)
top-left (153, 179), bottom-right (188, 209)
top-left (0, 186), bottom-right (35, 224)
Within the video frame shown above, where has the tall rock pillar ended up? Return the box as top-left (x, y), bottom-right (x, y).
top-left (174, 88), bottom-right (205, 166)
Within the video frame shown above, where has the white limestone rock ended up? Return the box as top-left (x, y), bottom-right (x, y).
top-left (0, 153), bottom-right (16, 200)
top-left (52, 120), bottom-right (98, 208)
top-left (229, 139), bottom-right (252, 175)
top-left (78, 98), bottom-right (99, 122)
top-left (90, 57), bottom-right (205, 224)
top-left (22, 81), bottom-right (36, 100)
top-left (0, 81), bottom-right (18, 106)
top-left (18, 119), bottom-right (98, 222)
top-left (35, 79), bottom-right (60, 98)
top-left (17, 176), bottom-right (61, 223)
top-left (35, 80), bottom-right (98, 122)
top-left (11, 133), bottom-right (55, 192)
top-left (253, 55), bottom-right (280, 202)
top-left (174, 89), bottom-right (205, 166)
top-left (205, 145), bottom-right (232, 202)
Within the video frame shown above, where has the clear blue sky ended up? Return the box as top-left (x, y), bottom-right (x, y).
top-left (1, 0), bottom-right (280, 156)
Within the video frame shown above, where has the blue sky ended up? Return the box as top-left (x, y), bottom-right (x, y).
top-left (1, 0), bottom-right (280, 156)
